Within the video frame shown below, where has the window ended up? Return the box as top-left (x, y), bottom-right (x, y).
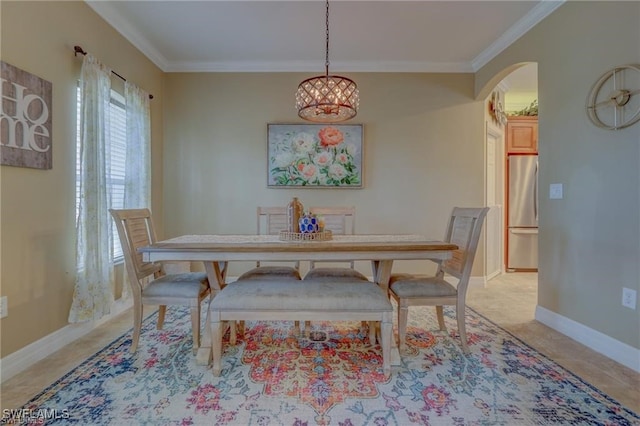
top-left (75, 87), bottom-right (126, 262)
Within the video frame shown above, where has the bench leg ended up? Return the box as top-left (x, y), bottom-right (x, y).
top-left (211, 317), bottom-right (223, 377)
top-left (381, 313), bottom-right (392, 379)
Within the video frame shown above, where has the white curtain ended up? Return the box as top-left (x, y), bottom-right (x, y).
top-left (69, 54), bottom-right (114, 322)
top-left (120, 82), bottom-right (152, 299)
top-left (124, 82), bottom-right (151, 209)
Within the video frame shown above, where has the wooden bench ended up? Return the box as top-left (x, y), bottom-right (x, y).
top-left (208, 279), bottom-right (393, 378)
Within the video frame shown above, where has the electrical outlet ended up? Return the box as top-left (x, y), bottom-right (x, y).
top-left (0, 296), bottom-right (7, 319)
top-left (622, 288), bottom-right (637, 310)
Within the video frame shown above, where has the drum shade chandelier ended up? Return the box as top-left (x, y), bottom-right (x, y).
top-left (295, 0), bottom-right (359, 122)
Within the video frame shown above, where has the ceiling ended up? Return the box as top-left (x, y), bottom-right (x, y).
top-left (87, 1), bottom-right (559, 90)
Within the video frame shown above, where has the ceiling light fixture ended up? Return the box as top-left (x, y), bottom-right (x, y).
top-left (295, 0), bottom-right (359, 122)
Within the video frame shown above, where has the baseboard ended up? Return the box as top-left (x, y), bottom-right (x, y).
top-left (0, 298), bottom-right (133, 383)
top-left (535, 305), bottom-right (640, 373)
top-left (486, 269), bottom-right (502, 282)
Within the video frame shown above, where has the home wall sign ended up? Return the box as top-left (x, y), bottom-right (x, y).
top-left (1, 61), bottom-right (53, 169)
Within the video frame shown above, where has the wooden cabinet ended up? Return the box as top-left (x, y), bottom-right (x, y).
top-left (506, 116), bottom-right (538, 153)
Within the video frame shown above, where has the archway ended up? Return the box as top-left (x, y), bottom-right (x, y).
top-left (479, 62), bottom-right (538, 278)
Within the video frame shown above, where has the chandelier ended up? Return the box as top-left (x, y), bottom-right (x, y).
top-left (295, 0), bottom-right (359, 122)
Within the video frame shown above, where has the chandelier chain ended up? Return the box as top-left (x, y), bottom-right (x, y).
top-left (325, 0), bottom-right (330, 75)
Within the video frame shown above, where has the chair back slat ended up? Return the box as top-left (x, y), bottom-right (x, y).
top-left (127, 217), bottom-right (154, 273)
top-left (256, 206), bottom-right (298, 269)
top-left (308, 206), bottom-right (356, 268)
top-left (309, 206), bottom-right (355, 235)
top-left (257, 206), bottom-right (288, 235)
top-left (110, 209), bottom-right (163, 292)
top-left (440, 207), bottom-right (489, 282)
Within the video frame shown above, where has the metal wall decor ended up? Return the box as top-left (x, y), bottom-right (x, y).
top-left (489, 91), bottom-right (508, 126)
top-left (586, 64), bottom-right (640, 130)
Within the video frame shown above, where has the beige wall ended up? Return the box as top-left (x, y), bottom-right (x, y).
top-left (162, 72), bottom-right (487, 278)
top-left (477, 1), bottom-right (640, 348)
top-left (0, 1), bottom-right (164, 357)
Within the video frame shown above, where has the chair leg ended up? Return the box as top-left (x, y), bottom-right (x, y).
top-left (230, 321), bottom-right (237, 345)
top-left (435, 305), bottom-right (446, 330)
top-left (456, 302), bottom-right (469, 353)
top-left (211, 317), bottom-right (223, 377)
top-left (293, 320), bottom-right (311, 334)
top-left (381, 313), bottom-right (392, 379)
top-left (157, 305), bottom-right (167, 329)
top-left (368, 321), bottom-right (376, 345)
top-left (398, 303), bottom-right (408, 352)
top-left (190, 305), bottom-right (200, 355)
top-left (131, 303), bottom-right (143, 353)
top-left (228, 320), bottom-right (247, 345)
top-left (239, 320), bottom-right (245, 337)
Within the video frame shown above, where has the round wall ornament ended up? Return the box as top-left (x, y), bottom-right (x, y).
top-left (586, 64), bottom-right (640, 130)
top-left (489, 91), bottom-right (508, 126)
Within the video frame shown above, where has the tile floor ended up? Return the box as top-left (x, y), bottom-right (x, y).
top-left (2, 272), bottom-right (639, 413)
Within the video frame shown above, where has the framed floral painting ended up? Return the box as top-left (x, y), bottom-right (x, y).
top-left (267, 123), bottom-right (363, 188)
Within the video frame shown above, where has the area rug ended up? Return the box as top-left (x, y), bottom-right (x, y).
top-left (15, 303), bottom-right (640, 425)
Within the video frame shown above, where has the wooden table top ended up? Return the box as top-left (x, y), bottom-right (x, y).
top-left (142, 234), bottom-right (458, 254)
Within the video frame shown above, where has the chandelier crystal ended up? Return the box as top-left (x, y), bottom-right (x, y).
top-left (295, 0), bottom-right (359, 122)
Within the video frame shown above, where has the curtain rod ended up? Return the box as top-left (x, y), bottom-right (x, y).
top-left (74, 45), bottom-right (154, 100)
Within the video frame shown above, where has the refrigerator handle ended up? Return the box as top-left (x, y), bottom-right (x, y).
top-left (534, 159), bottom-right (539, 223)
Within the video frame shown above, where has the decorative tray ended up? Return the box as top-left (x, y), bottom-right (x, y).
top-left (279, 230), bottom-right (333, 241)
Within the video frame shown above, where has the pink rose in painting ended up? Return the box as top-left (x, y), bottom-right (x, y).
top-left (335, 152), bottom-right (349, 164)
top-left (301, 164), bottom-right (317, 179)
top-left (318, 127), bottom-right (344, 147)
top-left (314, 151), bottom-right (333, 167)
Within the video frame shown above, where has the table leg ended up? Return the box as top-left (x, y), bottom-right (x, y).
top-left (197, 261), bottom-right (227, 366)
top-left (371, 260), bottom-right (401, 365)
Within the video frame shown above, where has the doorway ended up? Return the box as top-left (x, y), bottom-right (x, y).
top-left (484, 63), bottom-right (538, 276)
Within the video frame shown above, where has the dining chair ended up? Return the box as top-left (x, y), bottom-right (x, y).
top-left (302, 206), bottom-right (369, 282)
top-left (389, 207), bottom-right (489, 353)
top-left (235, 206), bottom-right (301, 281)
top-left (110, 208), bottom-right (210, 355)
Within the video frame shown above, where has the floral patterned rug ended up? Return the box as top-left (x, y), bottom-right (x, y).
top-left (16, 303), bottom-right (639, 425)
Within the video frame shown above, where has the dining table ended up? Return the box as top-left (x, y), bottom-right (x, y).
top-left (139, 234), bottom-right (458, 365)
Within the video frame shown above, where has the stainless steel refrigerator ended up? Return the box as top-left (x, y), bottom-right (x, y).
top-left (507, 155), bottom-right (538, 270)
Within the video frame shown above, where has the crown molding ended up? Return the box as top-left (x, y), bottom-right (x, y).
top-left (86, 1), bottom-right (170, 71)
top-left (164, 60), bottom-right (474, 73)
top-left (471, 0), bottom-right (565, 72)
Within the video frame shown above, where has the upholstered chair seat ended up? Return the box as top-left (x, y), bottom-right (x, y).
top-left (389, 274), bottom-right (457, 298)
top-left (142, 273), bottom-right (209, 297)
top-left (303, 267), bottom-right (368, 282)
top-left (237, 265), bottom-right (301, 281)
